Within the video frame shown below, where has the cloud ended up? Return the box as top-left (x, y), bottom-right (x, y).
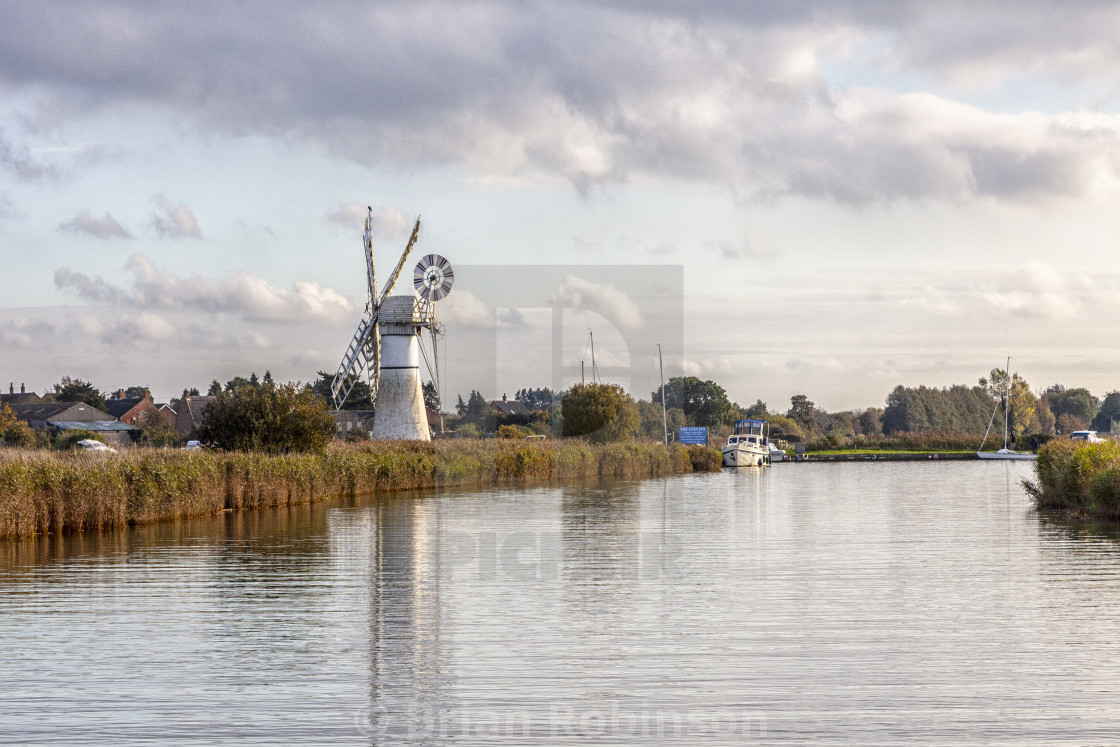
top-left (58, 209), bottom-right (131, 238)
top-left (0, 192), bottom-right (16, 219)
top-left (0, 316), bottom-right (55, 349)
top-left (4, 4), bottom-right (1119, 204)
top-left (550, 275), bottom-right (643, 329)
top-left (496, 307), bottom-right (530, 329)
top-left (708, 233), bottom-right (779, 260)
top-left (150, 194), bottom-right (201, 239)
top-left (439, 288), bottom-right (492, 329)
top-left (0, 127), bottom-right (58, 181)
top-left (54, 252), bottom-right (355, 323)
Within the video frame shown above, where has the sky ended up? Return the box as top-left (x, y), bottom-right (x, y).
top-left (2, 1), bottom-right (1120, 412)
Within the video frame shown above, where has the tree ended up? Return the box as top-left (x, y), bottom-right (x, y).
top-left (787, 394), bottom-right (817, 429)
top-left (515, 387), bottom-right (558, 412)
top-left (109, 386), bottom-right (149, 400)
top-left (1044, 385), bottom-right (1098, 430)
top-left (308, 371), bottom-right (374, 410)
top-left (1007, 376), bottom-right (1037, 441)
top-left (455, 390), bottom-right (488, 417)
top-left (1091, 392), bottom-right (1120, 434)
top-left (197, 380), bottom-right (336, 454)
top-left (562, 383), bottom-right (640, 442)
top-left (653, 377), bottom-right (734, 427)
top-left (743, 399), bottom-right (768, 419)
top-left (207, 380), bottom-right (222, 396)
top-left (52, 377), bottom-right (106, 410)
top-left (422, 381), bottom-right (440, 412)
top-left (0, 403), bottom-right (21, 430)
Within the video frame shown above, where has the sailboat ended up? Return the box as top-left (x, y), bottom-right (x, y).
top-left (976, 356), bottom-right (1037, 461)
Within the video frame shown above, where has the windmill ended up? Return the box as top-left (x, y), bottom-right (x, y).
top-left (330, 207), bottom-right (453, 440)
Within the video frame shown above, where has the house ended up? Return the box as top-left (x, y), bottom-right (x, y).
top-left (7, 401), bottom-right (138, 448)
top-left (1, 383), bottom-right (41, 406)
top-left (155, 403), bottom-right (178, 429)
top-left (105, 389), bottom-right (158, 428)
top-left (175, 392), bottom-right (215, 438)
top-left (488, 394), bottom-right (527, 417)
top-left (334, 409), bottom-right (376, 439)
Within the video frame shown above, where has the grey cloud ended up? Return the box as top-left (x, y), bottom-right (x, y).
top-left (54, 253), bottom-right (355, 323)
top-left (150, 194), bottom-right (201, 239)
top-left (0, 192), bottom-right (16, 219)
top-left (59, 209), bottom-right (132, 238)
top-left (0, 128), bottom-right (58, 181)
top-left (2, 3), bottom-right (1119, 203)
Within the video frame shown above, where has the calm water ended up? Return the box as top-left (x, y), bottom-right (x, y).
top-left (3, 461), bottom-right (1120, 744)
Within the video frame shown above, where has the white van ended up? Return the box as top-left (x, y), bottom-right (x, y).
top-left (1070, 430), bottom-right (1105, 443)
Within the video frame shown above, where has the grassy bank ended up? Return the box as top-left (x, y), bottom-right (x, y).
top-left (1025, 439), bottom-right (1120, 519)
top-left (0, 439), bottom-right (720, 540)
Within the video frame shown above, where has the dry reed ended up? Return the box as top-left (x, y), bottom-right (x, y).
top-left (0, 439), bottom-right (716, 540)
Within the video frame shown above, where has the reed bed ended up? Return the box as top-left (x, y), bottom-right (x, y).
top-left (1025, 439), bottom-right (1120, 519)
top-left (0, 439), bottom-right (716, 540)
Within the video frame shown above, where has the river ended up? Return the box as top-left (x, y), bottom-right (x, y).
top-left (3, 461), bottom-right (1120, 744)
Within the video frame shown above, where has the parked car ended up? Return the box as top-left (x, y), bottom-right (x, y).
top-left (1070, 430), bottom-right (1105, 443)
top-left (77, 439), bottom-right (117, 453)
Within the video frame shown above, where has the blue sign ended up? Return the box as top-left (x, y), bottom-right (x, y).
top-left (678, 426), bottom-right (708, 445)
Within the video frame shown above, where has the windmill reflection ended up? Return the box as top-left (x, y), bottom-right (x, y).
top-left (367, 495), bottom-right (450, 740)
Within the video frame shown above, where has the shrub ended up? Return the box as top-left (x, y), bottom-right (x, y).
top-left (54, 430), bottom-right (104, 450)
top-left (562, 383), bottom-right (640, 443)
top-left (197, 381), bottom-right (335, 454)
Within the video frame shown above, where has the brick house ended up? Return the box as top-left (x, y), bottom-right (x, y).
top-left (105, 389), bottom-right (159, 428)
top-left (175, 392), bottom-right (215, 438)
top-left (2, 383), bottom-right (41, 406)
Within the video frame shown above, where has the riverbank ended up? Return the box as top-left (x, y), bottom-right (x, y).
top-left (1025, 439), bottom-right (1120, 520)
top-left (796, 450), bottom-right (978, 461)
top-left (0, 440), bottom-right (721, 540)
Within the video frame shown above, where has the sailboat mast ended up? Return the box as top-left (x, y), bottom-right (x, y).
top-left (658, 344), bottom-right (667, 446)
top-left (1003, 355), bottom-right (1011, 450)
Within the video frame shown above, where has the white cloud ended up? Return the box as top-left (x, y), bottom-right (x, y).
top-left (150, 194), bottom-right (201, 239)
top-left (54, 252), bottom-right (355, 323)
top-left (550, 276), bottom-right (644, 329)
top-left (58, 209), bottom-right (131, 238)
top-left (439, 288), bottom-right (492, 329)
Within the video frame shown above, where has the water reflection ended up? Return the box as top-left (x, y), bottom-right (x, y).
top-left (6, 464), bottom-right (1120, 743)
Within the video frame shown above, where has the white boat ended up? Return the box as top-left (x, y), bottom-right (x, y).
top-left (722, 419), bottom-right (771, 467)
top-left (976, 355), bottom-right (1037, 461)
top-left (769, 443), bottom-right (786, 462)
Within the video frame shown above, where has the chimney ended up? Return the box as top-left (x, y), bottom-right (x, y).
top-left (8, 383), bottom-right (12, 395)
top-left (144, 388), bottom-right (151, 401)
top-left (502, 393), bottom-right (507, 402)
top-left (118, 389), bottom-right (126, 399)
top-left (20, 383), bottom-right (25, 394)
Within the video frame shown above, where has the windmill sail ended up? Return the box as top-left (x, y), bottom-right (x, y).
top-left (330, 213), bottom-right (422, 411)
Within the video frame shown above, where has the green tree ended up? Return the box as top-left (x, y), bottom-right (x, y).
top-left (308, 371), bottom-right (374, 410)
top-left (422, 381), bottom-right (440, 412)
top-left (109, 386), bottom-right (150, 400)
top-left (787, 394), bottom-right (817, 430)
top-left (1044, 385), bottom-right (1098, 430)
top-left (207, 380), bottom-right (222, 396)
top-left (197, 380), bottom-right (336, 453)
top-left (1091, 392), bottom-right (1120, 434)
top-left (52, 377), bottom-right (107, 410)
top-left (653, 377), bottom-right (734, 427)
top-left (456, 390), bottom-right (488, 416)
top-left (562, 383), bottom-right (640, 442)
top-left (743, 399), bottom-right (768, 419)
top-left (515, 387), bottom-right (558, 412)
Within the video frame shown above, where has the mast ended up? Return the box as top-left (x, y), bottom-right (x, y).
top-left (1003, 355), bottom-right (1011, 450)
top-left (658, 344), bottom-right (667, 446)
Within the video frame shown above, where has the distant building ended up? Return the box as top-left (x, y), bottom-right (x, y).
top-left (7, 401), bottom-right (137, 448)
top-left (334, 409), bottom-right (376, 439)
top-left (175, 392), bottom-right (215, 438)
top-left (1, 383), bottom-right (41, 406)
top-left (105, 389), bottom-right (158, 428)
top-left (488, 394), bottom-right (527, 417)
top-left (155, 403), bottom-right (178, 429)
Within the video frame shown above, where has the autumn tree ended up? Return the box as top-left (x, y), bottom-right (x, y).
top-left (562, 383), bottom-right (640, 442)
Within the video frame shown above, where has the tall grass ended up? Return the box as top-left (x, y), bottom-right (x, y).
top-left (1026, 439), bottom-right (1120, 519)
top-left (0, 439), bottom-right (716, 540)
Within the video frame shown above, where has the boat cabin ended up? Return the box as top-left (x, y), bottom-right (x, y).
top-left (727, 419), bottom-right (769, 447)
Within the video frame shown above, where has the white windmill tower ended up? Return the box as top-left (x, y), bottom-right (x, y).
top-left (330, 207), bottom-right (453, 441)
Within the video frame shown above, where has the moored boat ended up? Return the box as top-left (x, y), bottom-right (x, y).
top-left (976, 355), bottom-right (1037, 461)
top-left (722, 419), bottom-right (771, 467)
